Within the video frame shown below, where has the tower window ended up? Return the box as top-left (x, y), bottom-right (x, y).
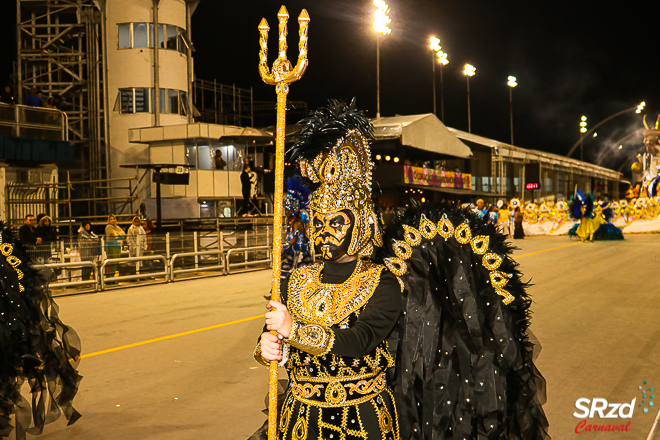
top-left (117, 22), bottom-right (188, 54)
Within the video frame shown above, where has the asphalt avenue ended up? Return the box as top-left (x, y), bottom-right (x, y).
top-left (33, 235), bottom-right (660, 440)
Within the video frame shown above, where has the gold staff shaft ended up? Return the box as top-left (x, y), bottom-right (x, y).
top-left (258, 6), bottom-right (309, 440)
top-left (267, 87), bottom-right (287, 439)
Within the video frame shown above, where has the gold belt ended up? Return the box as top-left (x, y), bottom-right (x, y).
top-left (290, 372), bottom-right (387, 407)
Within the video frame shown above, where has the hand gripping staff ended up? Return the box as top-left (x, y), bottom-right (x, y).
top-left (257, 6), bottom-right (309, 440)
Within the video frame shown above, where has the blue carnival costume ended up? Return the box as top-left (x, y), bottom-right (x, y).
top-left (281, 176), bottom-right (314, 280)
top-left (568, 187), bottom-right (623, 241)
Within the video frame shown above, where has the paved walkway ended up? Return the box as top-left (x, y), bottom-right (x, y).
top-left (31, 235), bottom-right (660, 440)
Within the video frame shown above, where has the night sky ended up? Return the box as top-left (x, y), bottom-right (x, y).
top-left (2, 1), bottom-right (659, 175)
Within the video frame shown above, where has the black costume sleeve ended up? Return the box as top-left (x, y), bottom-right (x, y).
top-left (330, 271), bottom-right (401, 357)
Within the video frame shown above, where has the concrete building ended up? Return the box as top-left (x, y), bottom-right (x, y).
top-left (370, 114), bottom-right (622, 206)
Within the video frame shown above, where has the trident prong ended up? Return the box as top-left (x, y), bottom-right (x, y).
top-left (259, 6), bottom-right (310, 85)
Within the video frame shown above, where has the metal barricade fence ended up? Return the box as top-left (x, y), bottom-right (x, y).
top-left (225, 245), bottom-right (272, 274)
top-left (27, 225), bottom-right (279, 291)
top-left (33, 261), bottom-right (98, 290)
top-left (100, 255), bottom-right (169, 290)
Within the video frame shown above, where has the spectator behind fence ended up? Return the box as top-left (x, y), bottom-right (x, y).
top-left (18, 214), bottom-right (42, 245)
top-left (105, 215), bottom-right (125, 277)
top-left (514, 207), bottom-right (525, 239)
top-left (144, 219), bottom-right (155, 253)
top-left (78, 221), bottom-right (100, 280)
top-left (498, 205), bottom-right (511, 238)
top-left (127, 216), bottom-right (147, 274)
top-left (0, 86), bottom-right (15, 105)
top-left (24, 86), bottom-right (41, 107)
top-left (34, 215), bottom-right (56, 264)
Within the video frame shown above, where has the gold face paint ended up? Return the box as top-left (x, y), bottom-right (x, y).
top-left (311, 210), bottom-right (353, 260)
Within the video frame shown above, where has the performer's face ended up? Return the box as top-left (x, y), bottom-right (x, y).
top-left (311, 209), bottom-right (354, 260)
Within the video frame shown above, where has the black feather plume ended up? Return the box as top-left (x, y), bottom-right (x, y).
top-left (287, 98), bottom-right (374, 163)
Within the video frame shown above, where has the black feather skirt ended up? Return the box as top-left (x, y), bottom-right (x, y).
top-left (377, 205), bottom-right (550, 440)
top-left (0, 224), bottom-right (81, 439)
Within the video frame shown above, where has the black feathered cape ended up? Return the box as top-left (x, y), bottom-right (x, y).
top-left (377, 204), bottom-right (549, 440)
top-left (0, 223), bottom-right (81, 439)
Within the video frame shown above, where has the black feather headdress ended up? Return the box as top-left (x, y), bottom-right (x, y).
top-left (287, 98), bottom-right (374, 163)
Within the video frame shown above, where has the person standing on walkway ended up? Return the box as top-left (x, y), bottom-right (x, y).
top-left (238, 164), bottom-right (252, 217)
top-left (78, 221), bottom-right (99, 280)
top-left (105, 214), bottom-right (125, 277)
top-left (126, 216), bottom-right (147, 274)
top-left (18, 214), bottom-right (42, 245)
top-left (498, 204), bottom-right (511, 237)
top-left (514, 206), bottom-right (525, 239)
top-left (34, 215), bottom-right (57, 264)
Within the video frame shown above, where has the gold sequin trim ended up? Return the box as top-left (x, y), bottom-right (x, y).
top-left (419, 214), bottom-right (437, 239)
top-left (391, 239), bottom-right (412, 260)
top-left (496, 288), bottom-right (515, 305)
top-left (454, 222), bottom-right (472, 244)
top-left (384, 257), bottom-right (406, 277)
top-left (290, 372), bottom-right (387, 408)
top-left (437, 215), bottom-right (454, 238)
top-left (289, 323), bottom-right (335, 356)
top-left (470, 235), bottom-right (489, 254)
top-left (287, 261), bottom-right (385, 327)
top-left (402, 224), bottom-right (422, 246)
top-left (489, 271), bottom-right (510, 289)
top-left (482, 253), bottom-right (502, 271)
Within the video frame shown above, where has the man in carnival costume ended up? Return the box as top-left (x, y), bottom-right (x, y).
top-left (254, 101), bottom-right (549, 440)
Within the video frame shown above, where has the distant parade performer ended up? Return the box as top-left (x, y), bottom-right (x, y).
top-left (0, 224), bottom-right (81, 439)
top-left (280, 176), bottom-right (313, 280)
top-left (253, 101), bottom-right (549, 439)
top-left (568, 187), bottom-right (623, 241)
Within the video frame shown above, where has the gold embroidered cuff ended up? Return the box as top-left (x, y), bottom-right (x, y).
top-left (288, 321), bottom-right (335, 356)
top-left (253, 343), bottom-right (268, 366)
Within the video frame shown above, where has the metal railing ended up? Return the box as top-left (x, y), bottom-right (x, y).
top-left (0, 101), bottom-right (67, 141)
top-left (99, 255), bottom-right (169, 290)
top-left (33, 226), bottom-right (282, 293)
top-left (34, 261), bottom-right (98, 290)
top-left (225, 245), bottom-right (271, 274)
top-left (170, 250), bottom-right (226, 280)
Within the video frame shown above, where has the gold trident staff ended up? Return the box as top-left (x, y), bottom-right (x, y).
top-left (258, 5), bottom-right (309, 440)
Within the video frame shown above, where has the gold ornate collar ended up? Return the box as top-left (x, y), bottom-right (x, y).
top-left (288, 260), bottom-right (384, 326)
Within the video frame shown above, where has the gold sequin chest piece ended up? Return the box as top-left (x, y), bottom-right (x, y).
top-left (287, 260), bottom-right (384, 327)
top-left (279, 261), bottom-right (399, 439)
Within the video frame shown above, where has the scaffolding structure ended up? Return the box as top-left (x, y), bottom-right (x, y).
top-left (16, 0), bottom-right (106, 181)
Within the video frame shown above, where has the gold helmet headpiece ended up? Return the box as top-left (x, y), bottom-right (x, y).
top-left (289, 100), bottom-right (382, 257)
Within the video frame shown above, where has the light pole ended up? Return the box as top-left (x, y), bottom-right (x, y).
top-left (579, 115), bottom-right (587, 161)
top-left (463, 64), bottom-right (476, 133)
top-left (437, 50), bottom-right (448, 122)
top-left (507, 76), bottom-right (517, 145)
top-left (373, 0), bottom-right (391, 118)
top-left (429, 36), bottom-right (441, 115)
top-left (566, 101), bottom-right (645, 158)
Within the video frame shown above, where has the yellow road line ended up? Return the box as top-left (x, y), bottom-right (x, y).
top-left (80, 314), bottom-right (263, 359)
top-left (515, 241), bottom-right (582, 259)
top-left (80, 241), bottom-right (578, 360)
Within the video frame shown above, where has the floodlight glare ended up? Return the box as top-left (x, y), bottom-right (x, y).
top-left (437, 50), bottom-right (449, 65)
top-left (463, 64), bottom-right (476, 77)
top-left (429, 36), bottom-right (441, 52)
top-left (373, 0), bottom-right (392, 35)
